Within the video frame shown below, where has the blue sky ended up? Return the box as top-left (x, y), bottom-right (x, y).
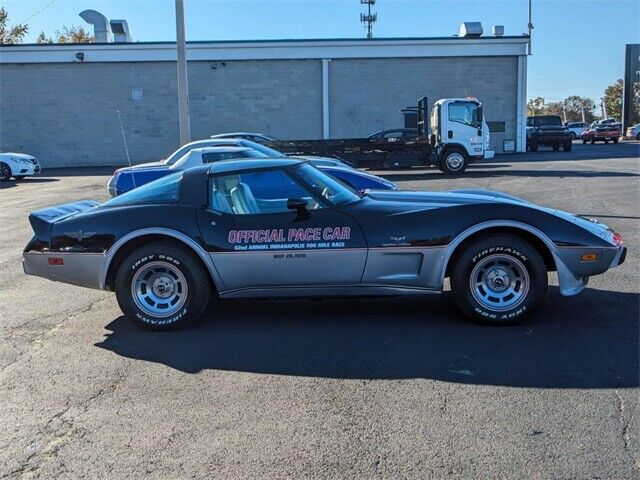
top-left (4, 0), bottom-right (639, 102)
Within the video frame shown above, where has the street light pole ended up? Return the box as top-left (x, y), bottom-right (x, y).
top-left (175, 0), bottom-right (191, 145)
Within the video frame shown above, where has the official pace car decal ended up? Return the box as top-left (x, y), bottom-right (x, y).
top-left (228, 227), bottom-right (351, 251)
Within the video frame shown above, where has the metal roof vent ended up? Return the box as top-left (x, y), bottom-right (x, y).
top-left (459, 22), bottom-right (483, 38)
top-left (79, 10), bottom-right (112, 43)
top-left (492, 25), bottom-right (505, 37)
top-left (109, 20), bottom-right (130, 43)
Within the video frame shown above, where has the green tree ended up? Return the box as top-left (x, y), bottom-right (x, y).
top-left (603, 79), bottom-right (623, 121)
top-left (37, 25), bottom-right (95, 44)
top-left (562, 96), bottom-right (597, 123)
top-left (0, 7), bottom-right (28, 44)
top-left (526, 97), bottom-right (545, 116)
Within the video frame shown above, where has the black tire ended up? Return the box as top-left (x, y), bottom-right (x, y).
top-left (562, 141), bottom-right (572, 152)
top-left (604, 139), bottom-right (609, 144)
top-left (582, 137), bottom-right (587, 144)
top-left (552, 144), bottom-right (560, 151)
top-left (450, 234), bottom-right (548, 326)
top-left (0, 163), bottom-right (11, 182)
top-left (590, 137), bottom-right (596, 144)
top-left (438, 147), bottom-right (468, 176)
top-left (636, 133), bottom-right (640, 141)
top-left (613, 137), bottom-right (619, 144)
top-left (529, 141), bottom-right (538, 152)
top-left (115, 242), bottom-right (211, 331)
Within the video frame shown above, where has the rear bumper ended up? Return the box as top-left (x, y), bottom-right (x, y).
top-left (22, 251), bottom-right (106, 290)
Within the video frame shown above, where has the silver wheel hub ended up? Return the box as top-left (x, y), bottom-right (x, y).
top-left (132, 261), bottom-right (188, 318)
top-left (446, 153), bottom-right (464, 170)
top-left (470, 254), bottom-right (530, 312)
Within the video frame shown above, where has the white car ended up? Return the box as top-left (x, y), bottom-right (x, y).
top-left (626, 123), bottom-right (640, 140)
top-left (0, 152), bottom-right (41, 181)
top-left (565, 122), bottom-right (588, 140)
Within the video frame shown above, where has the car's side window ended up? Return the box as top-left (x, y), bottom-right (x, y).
top-left (209, 169), bottom-right (321, 215)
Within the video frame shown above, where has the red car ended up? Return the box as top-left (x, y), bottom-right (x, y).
top-left (582, 121), bottom-right (621, 144)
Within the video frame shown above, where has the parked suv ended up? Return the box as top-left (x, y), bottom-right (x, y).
top-left (526, 115), bottom-right (573, 152)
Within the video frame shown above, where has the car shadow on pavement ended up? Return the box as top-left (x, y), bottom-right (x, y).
top-left (0, 178), bottom-right (59, 189)
top-left (96, 286), bottom-right (639, 388)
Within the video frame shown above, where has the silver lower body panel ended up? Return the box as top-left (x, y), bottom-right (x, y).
top-left (22, 251), bottom-right (105, 290)
top-left (219, 284), bottom-right (440, 299)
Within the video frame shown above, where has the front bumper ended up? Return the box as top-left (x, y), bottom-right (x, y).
top-left (22, 251), bottom-right (106, 290)
top-left (13, 162), bottom-right (40, 176)
top-left (532, 135), bottom-right (572, 144)
top-left (553, 245), bottom-right (626, 296)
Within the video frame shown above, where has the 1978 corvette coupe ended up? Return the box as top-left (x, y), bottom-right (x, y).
top-left (23, 159), bottom-right (626, 330)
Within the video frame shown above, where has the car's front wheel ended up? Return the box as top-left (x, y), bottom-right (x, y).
top-left (115, 242), bottom-right (211, 330)
top-left (438, 148), bottom-right (468, 175)
top-left (451, 234), bottom-right (548, 326)
top-left (0, 163), bottom-right (11, 182)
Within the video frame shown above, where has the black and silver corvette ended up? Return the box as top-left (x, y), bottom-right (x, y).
top-left (23, 159), bottom-right (626, 330)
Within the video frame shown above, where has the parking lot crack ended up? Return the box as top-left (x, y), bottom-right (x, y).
top-left (614, 389), bottom-right (638, 474)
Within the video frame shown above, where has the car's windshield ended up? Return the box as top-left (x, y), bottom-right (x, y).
top-left (532, 116), bottom-right (562, 127)
top-left (171, 148), bottom-right (268, 169)
top-left (292, 163), bottom-right (360, 206)
top-left (101, 171), bottom-right (183, 207)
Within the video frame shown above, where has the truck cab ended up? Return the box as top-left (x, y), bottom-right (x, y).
top-left (429, 98), bottom-right (494, 174)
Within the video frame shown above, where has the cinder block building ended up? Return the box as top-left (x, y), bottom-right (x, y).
top-left (0, 35), bottom-right (529, 167)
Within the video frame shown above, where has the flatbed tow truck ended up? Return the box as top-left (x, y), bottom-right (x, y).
top-left (263, 97), bottom-right (495, 175)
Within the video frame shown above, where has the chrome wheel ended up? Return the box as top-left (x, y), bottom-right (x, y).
top-left (470, 254), bottom-right (530, 312)
top-left (131, 261), bottom-right (188, 318)
top-left (445, 152), bottom-right (465, 171)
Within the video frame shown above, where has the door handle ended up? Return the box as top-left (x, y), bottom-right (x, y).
top-left (448, 130), bottom-right (453, 139)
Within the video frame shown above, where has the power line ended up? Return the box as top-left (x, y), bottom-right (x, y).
top-left (17, 0), bottom-right (58, 26)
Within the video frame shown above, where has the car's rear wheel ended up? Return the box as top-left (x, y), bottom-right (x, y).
top-left (562, 141), bottom-right (572, 152)
top-left (590, 137), bottom-right (596, 144)
top-left (438, 148), bottom-right (468, 176)
top-left (528, 141), bottom-right (538, 152)
top-left (0, 163), bottom-right (11, 182)
top-left (115, 242), bottom-right (211, 330)
top-left (636, 132), bottom-right (640, 141)
top-left (582, 137), bottom-right (587, 144)
top-left (613, 137), bottom-right (619, 144)
top-left (552, 143), bottom-right (560, 151)
top-left (604, 139), bottom-right (609, 144)
top-left (451, 234), bottom-right (548, 326)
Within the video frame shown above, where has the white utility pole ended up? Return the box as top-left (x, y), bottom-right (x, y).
top-left (581, 106), bottom-right (585, 123)
top-left (527, 0), bottom-right (533, 55)
top-left (601, 98), bottom-right (607, 119)
top-left (175, 0), bottom-right (191, 145)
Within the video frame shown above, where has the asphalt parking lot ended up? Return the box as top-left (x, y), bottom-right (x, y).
top-left (1, 141), bottom-right (639, 479)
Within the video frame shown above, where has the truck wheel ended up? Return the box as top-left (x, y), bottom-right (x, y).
top-left (562, 141), bottom-right (572, 152)
top-left (115, 242), bottom-right (211, 331)
top-left (439, 148), bottom-right (468, 175)
top-left (613, 137), bottom-right (619, 144)
top-left (552, 144), bottom-right (560, 151)
top-left (450, 234), bottom-right (548, 326)
top-left (604, 139), bottom-right (609, 144)
top-left (529, 141), bottom-right (538, 152)
top-left (0, 163), bottom-right (11, 182)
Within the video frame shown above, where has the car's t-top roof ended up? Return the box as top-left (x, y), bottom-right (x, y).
top-left (206, 157), bottom-right (304, 174)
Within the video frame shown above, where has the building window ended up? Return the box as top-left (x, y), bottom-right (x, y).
top-left (487, 121), bottom-right (506, 133)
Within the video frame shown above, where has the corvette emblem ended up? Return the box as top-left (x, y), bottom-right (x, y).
top-left (65, 230), bottom-right (96, 241)
top-left (389, 235), bottom-right (407, 242)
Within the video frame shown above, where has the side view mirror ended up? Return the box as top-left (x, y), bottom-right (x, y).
top-left (287, 198), bottom-right (311, 221)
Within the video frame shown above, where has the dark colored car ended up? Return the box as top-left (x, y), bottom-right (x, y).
top-left (365, 128), bottom-right (418, 140)
top-left (526, 115), bottom-right (573, 152)
top-left (24, 159), bottom-right (625, 331)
